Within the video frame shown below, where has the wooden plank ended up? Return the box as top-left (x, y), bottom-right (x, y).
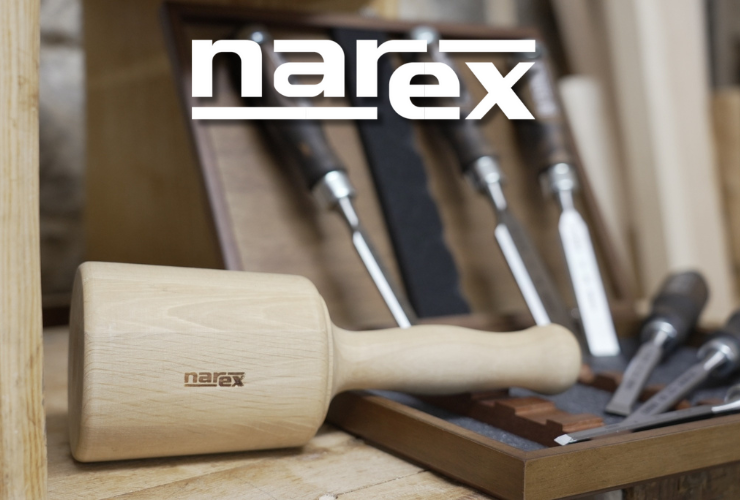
top-left (484, 0), bottom-right (518, 27)
top-left (625, 461), bottom-right (740, 500)
top-left (44, 327), bottom-right (491, 499)
top-left (83, 0), bottom-right (371, 273)
top-left (338, 471), bottom-right (490, 499)
top-left (712, 88), bottom-right (740, 301)
top-left (107, 436), bottom-right (425, 499)
top-left (328, 392), bottom-right (527, 500)
top-left (524, 414), bottom-right (740, 499)
top-left (551, 0), bottom-right (637, 292)
top-left (45, 321), bottom-right (740, 500)
top-left (0, 0), bottom-right (47, 497)
top-left (559, 75), bottom-right (636, 295)
top-left (602, 0), bottom-right (736, 322)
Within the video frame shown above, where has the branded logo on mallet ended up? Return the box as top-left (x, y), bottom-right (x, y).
top-left (184, 372), bottom-right (245, 387)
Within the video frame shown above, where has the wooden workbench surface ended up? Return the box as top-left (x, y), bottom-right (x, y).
top-left (43, 327), bottom-right (490, 499)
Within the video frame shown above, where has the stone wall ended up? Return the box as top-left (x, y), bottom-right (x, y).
top-left (39, 0), bottom-right (84, 296)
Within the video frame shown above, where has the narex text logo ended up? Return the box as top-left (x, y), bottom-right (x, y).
top-left (191, 39), bottom-right (536, 121)
top-left (184, 371), bottom-right (245, 387)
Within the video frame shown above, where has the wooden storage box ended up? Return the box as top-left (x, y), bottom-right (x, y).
top-left (133, 3), bottom-right (740, 498)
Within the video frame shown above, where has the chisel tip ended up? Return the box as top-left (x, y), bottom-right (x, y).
top-left (604, 402), bottom-right (633, 417)
top-left (554, 434), bottom-right (575, 446)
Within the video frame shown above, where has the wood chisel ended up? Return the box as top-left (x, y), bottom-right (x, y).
top-left (68, 261), bottom-right (582, 462)
top-left (408, 26), bottom-right (574, 332)
top-left (332, 27), bottom-right (471, 318)
top-left (232, 26), bottom-right (416, 328)
top-left (606, 271), bottom-right (709, 416)
top-left (557, 383), bottom-right (740, 445)
top-left (510, 45), bottom-right (620, 356)
top-left (625, 309), bottom-right (740, 423)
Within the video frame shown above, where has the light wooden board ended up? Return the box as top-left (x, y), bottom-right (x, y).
top-left (602, 0), bottom-right (737, 322)
top-left (0, 0), bottom-right (47, 497)
top-left (43, 326), bottom-right (490, 499)
top-left (713, 88), bottom-right (740, 300)
top-left (551, 0), bottom-right (637, 296)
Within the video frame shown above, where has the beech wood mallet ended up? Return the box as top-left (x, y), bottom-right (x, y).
top-left (68, 262), bottom-right (582, 462)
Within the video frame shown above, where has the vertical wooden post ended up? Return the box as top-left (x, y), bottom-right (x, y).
top-left (0, 0), bottom-right (48, 498)
top-left (602, 0), bottom-right (736, 322)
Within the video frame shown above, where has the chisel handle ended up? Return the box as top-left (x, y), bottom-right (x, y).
top-left (332, 324), bottom-right (580, 396)
top-left (69, 262), bottom-right (582, 462)
top-left (409, 26), bottom-right (496, 173)
top-left (641, 271), bottom-right (709, 350)
top-left (510, 47), bottom-right (576, 174)
top-left (232, 26), bottom-right (344, 189)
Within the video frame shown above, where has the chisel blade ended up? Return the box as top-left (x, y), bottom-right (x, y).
top-left (556, 403), bottom-right (717, 445)
top-left (494, 210), bottom-right (574, 330)
top-left (349, 224), bottom-right (417, 329)
top-left (606, 341), bottom-right (663, 415)
top-left (558, 207), bottom-right (620, 356)
top-left (625, 348), bottom-right (729, 423)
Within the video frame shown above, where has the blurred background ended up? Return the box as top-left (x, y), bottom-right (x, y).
top-left (39, 0), bottom-right (740, 323)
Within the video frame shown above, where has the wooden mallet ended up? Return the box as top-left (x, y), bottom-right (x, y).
top-left (68, 262), bottom-right (581, 462)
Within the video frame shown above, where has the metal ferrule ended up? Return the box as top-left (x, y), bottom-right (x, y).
top-left (542, 163), bottom-right (579, 196)
top-left (698, 338), bottom-right (740, 378)
top-left (409, 25), bottom-right (437, 44)
top-left (641, 319), bottom-right (678, 349)
top-left (723, 384), bottom-right (740, 404)
top-left (312, 170), bottom-right (356, 210)
top-left (467, 156), bottom-right (507, 211)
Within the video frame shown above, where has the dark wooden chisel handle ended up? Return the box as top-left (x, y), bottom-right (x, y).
top-left (642, 271), bottom-right (709, 348)
top-left (412, 28), bottom-right (495, 173)
top-left (510, 48), bottom-right (575, 174)
top-left (232, 26), bottom-right (344, 189)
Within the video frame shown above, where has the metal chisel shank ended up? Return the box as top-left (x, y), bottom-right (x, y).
top-left (410, 26), bottom-right (573, 330)
top-left (605, 271), bottom-right (709, 416)
top-left (493, 201), bottom-right (573, 328)
top-left (606, 340), bottom-right (664, 415)
top-left (236, 26), bottom-right (417, 328)
top-left (626, 309), bottom-right (740, 422)
top-left (511, 47), bottom-right (620, 356)
top-left (558, 383), bottom-right (740, 445)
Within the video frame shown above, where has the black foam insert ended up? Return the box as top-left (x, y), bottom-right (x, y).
top-left (375, 338), bottom-right (735, 451)
top-left (331, 28), bottom-right (470, 318)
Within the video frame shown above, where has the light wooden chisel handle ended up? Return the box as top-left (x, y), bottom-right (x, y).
top-left (69, 262), bottom-right (581, 462)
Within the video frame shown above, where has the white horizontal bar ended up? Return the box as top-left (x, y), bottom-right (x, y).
top-left (192, 107), bottom-right (378, 120)
top-left (440, 39), bottom-right (536, 53)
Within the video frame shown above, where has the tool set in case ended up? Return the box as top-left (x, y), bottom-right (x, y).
top-left (141, 3), bottom-right (740, 498)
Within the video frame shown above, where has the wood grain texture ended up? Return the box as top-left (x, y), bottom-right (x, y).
top-left (46, 327), bottom-right (490, 499)
top-left (712, 88), bottom-right (740, 297)
top-left (602, 0), bottom-right (736, 322)
top-left (48, 325), bottom-right (740, 498)
top-left (328, 391), bottom-right (528, 500)
top-left (330, 390), bottom-right (740, 499)
top-left (559, 75), bottom-right (636, 292)
top-left (83, 0), bottom-right (371, 274)
top-left (68, 261), bottom-right (580, 462)
top-left (0, 0), bottom-right (48, 497)
top-left (525, 414), bottom-right (740, 499)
